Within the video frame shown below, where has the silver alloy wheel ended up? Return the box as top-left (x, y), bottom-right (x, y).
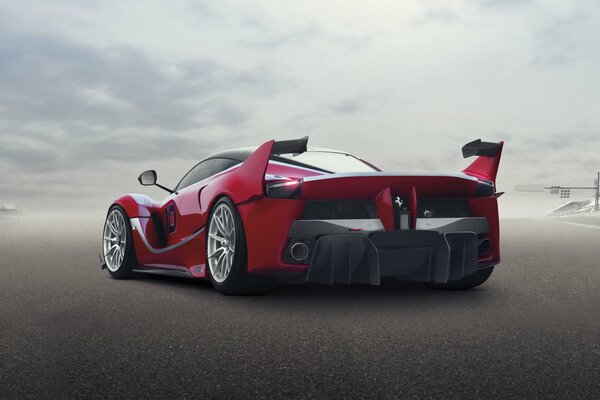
top-left (103, 209), bottom-right (127, 272)
top-left (207, 203), bottom-right (236, 283)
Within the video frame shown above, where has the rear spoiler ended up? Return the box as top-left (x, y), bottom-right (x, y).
top-left (462, 139), bottom-right (502, 158)
top-left (462, 139), bottom-right (504, 183)
top-left (231, 136), bottom-right (310, 204)
top-left (271, 136), bottom-right (308, 155)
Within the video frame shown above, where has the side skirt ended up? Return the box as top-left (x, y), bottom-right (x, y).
top-left (132, 267), bottom-right (195, 279)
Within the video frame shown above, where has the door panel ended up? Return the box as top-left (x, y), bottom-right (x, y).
top-left (167, 186), bottom-right (205, 246)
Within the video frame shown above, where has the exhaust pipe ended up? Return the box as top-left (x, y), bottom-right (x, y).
top-left (290, 242), bottom-right (309, 261)
top-left (478, 238), bottom-right (491, 256)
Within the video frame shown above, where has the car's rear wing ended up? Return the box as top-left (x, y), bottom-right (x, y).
top-left (462, 139), bottom-right (504, 183)
top-left (271, 136), bottom-right (308, 155)
top-left (231, 137), bottom-right (309, 204)
top-left (234, 136), bottom-right (504, 204)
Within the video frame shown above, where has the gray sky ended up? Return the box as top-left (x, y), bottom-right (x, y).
top-left (1, 0), bottom-right (599, 218)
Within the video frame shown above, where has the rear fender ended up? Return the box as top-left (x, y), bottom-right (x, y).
top-left (202, 136), bottom-right (312, 208)
top-left (221, 140), bottom-right (275, 205)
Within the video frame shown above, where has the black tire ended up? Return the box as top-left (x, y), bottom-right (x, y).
top-left (207, 197), bottom-right (274, 295)
top-left (428, 267), bottom-right (494, 290)
top-left (102, 205), bottom-right (137, 279)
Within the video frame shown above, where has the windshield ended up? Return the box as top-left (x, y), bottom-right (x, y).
top-left (278, 151), bottom-right (378, 173)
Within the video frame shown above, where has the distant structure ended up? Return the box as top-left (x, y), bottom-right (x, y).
top-left (548, 199), bottom-right (596, 217)
top-left (0, 203), bottom-right (20, 219)
top-left (516, 172), bottom-right (600, 215)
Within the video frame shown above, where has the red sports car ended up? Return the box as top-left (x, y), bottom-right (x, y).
top-left (101, 137), bottom-right (503, 294)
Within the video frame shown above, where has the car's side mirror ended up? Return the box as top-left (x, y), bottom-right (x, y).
top-left (137, 170), bottom-right (176, 194)
top-left (138, 170), bottom-right (157, 186)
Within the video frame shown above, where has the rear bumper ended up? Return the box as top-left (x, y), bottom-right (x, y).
top-left (304, 230), bottom-right (485, 285)
top-left (277, 217), bottom-right (495, 285)
top-left (239, 196), bottom-right (500, 281)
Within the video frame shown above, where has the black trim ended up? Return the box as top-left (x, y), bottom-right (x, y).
top-left (417, 198), bottom-right (471, 218)
top-left (206, 150), bottom-right (253, 162)
top-left (151, 212), bottom-right (167, 246)
top-left (132, 268), bottom-right (193, 278)
top-left (175, 158), bottom-right (241, 191)
top-left (462, 139), bottom-right (502, 158)
top-left (270, 155), bottom-right (332, 173)
top-left (166, 205), bottom-right (176, 233)
top-left (300, 200), bottom-right (377, 220)
top-left (475, 180), bottom-right (495, 197)
top-left (271, 136), bottom-right (309, 155)
top-left (299, 231), bottom-right (480, 285)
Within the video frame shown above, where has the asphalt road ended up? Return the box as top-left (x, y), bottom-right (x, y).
top-left (1, 218), bottom-right (599, 399)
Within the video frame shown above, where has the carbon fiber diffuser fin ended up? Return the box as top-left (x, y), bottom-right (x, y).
top-left (307, 235), bottom-right (380, 285)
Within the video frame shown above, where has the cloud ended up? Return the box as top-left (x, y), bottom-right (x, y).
top-left (0, 22), bottom-right (285, 214)
top-left (472, 0), bottom-right (534, 9)
top-left (328, 92), bottom-right (411, 115)
top-left (530, 14), bottom-right (587, 67)
top-left (411, 8), bottom-right (460, 26)
top-left (0, 28), bottom-right (279, 131)
top-left (0, 25), bottom-right (283, 173)
top-left (239, 18), bottom-right (372, 50)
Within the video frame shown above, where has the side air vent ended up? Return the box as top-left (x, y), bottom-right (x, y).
top-left (301, 200), bottom-right (377, 220)
top-left (417, 198), bottom-right (471, 218)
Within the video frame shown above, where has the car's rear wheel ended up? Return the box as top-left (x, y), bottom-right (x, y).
top-left (102, 205), bottom-right (136, 279)
top-left (207, 197), bottom-right (274, 295)
top-left (428, 266), bottom-right (494, 290)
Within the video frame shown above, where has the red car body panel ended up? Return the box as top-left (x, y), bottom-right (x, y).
top-left (110, 138), bottom-right (503, 283)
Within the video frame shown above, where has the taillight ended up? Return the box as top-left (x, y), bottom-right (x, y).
top-left (475, 179), bottom-right (495, 197)
top-left (265, 179), bottom-right (302, 199)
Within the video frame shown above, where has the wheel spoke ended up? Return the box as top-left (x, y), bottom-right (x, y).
top-left (219, 208), bottom-right (225, 225)
top-left (208, 247), bottom-right (225, 259)
top-left (105, 244), bottom-right (118, 256)
top-left (107, 220), bottom-right (118, 235)
top-left (216, 252), bottom-right (226, 277)
top-left (112, 213), bottom-right (121, 234)
top-left (214, 215), bottom-right (227, 235)
top-left (112, 213), bottom-right (120, 230)
top-left (223, 209), bottom-right (231, 232)
top-left (227, 211), bottom-right (234, 233)
top-left (209, 233), bottom-right (225, 242)
top-left (225, 252), bottom-right (233, 275)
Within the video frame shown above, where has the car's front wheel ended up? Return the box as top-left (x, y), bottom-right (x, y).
top-left (102, 205), bottom-right (136, 279)
top-left (206, 197), bottom-right (274, 295)
top-left (428, 266), bottom-right (494, 290)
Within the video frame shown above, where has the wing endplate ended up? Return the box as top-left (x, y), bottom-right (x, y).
top-left (231, 137), bottom-right (310, 204)
top-left (462, 139), bottom-right (504, 183)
